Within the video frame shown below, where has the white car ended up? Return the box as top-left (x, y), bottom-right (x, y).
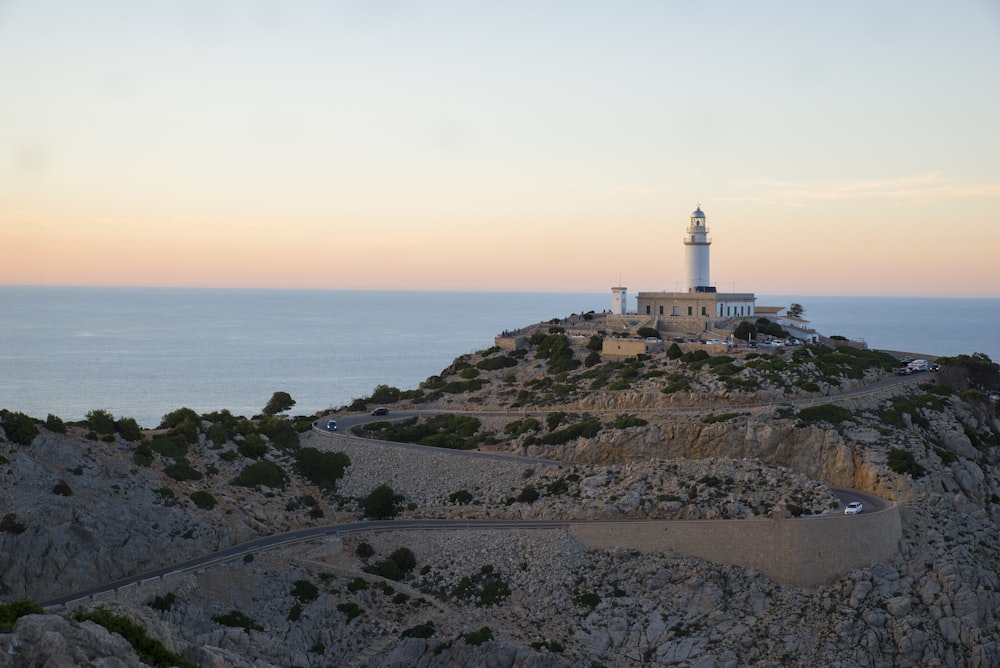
top-left (844, 501), bottom-right (863, 515)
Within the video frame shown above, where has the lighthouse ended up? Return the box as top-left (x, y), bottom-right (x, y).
top-left (683, 206), bottom-right (712, 291)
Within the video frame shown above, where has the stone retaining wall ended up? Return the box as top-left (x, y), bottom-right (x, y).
top-left (570, 504), bottom-right (902, 588)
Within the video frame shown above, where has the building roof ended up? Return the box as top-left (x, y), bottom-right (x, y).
top-left (692, 207), bottom-right (705, 218)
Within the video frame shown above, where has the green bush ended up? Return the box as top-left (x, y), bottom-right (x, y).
top-left (1, 410), bottom-right (38, 446)
top-left (0, 599), bottom-right (42, 632)
top-left (337, 602), bottom-right (363, 622)
top-left (574, 591), bottom-right (601, 608)
top-left (258, 416), bottom-right (300, 452)
top-left (149, 592), bottom-right (176, 612)
top-left (476, 355), bottom-right (517, 371)
top-left (74, 608), bottom-right (198, 667)
top-left (611, 416), bottom-right (648, 429)
top-left (189, 490), bottom-right (217, 509)
top-left (86, 409), bottom-right (116, 435)
top-left (364, 484), bottom-right (400, 519)
top-left (797, 404), bottom-right (854, 426)
top-left (887, 448), bottom-right (926, 478)
top-left (164, 462), bottom-right (203, 482)
top-left (116, 417), bottom-right (144, 442)
top-left (449, 489), bottom-right (474, 505)
top-left (463, 626), bottom-right (494, 645)
top-left (637, 327), bottom-right (660, 339)
top-left (262, 391), bottom-right (295, 416)
top-left (541, 418), bottom-right (601, 445)
top-left (158, 407), bottom-right (201, 430)
top-left (150, 434), bottom-right (188, 459)
top-left (516, 485), bottom-right (539, 503)
top-left (45, 414), bottom-right (67, 434)
top-left (212, 610), bottom-right (263, 632)
top-left (52, 480), bottom-right (73, 496)
top-left (666, 342), bottom-right (683, 360)
top-left (453, 564), bottom-right (511, 606)
top-left (234, 460), bottom-right (289, 490)
top-left (364, 547), bottom-right (417, 581)
top-left (402, 620), bottom-right (436, 638)
top-left (294, 447), bottom-right (350, 489)
top-left (504, 418), bottom-right (540, 436)
top-left (291, 579), bottom-right (319, 603)
top-left (702, 412), bottom-right (743, 424)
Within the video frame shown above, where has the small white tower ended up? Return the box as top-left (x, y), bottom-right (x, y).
top-left (683, 206), bottom-right (712, 291)
top-left (611, 286), bottom-right (627, 315)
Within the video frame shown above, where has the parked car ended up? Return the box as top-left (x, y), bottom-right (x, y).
top-left (844, 501), bottom-right (864, 515)
top-left (326, 420), bottom-right (337, 431)
top-left (371, 407), bottom-right (389, 416)
top-left (894, 367), bottom-right (912, 376)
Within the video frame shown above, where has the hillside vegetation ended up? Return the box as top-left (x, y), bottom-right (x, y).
top-left (1, 322), bottom-right (999, 667)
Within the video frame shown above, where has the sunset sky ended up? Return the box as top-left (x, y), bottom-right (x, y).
top-left (2, 1), bottom-right (999, 297)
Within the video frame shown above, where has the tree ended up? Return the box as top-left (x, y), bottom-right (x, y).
top-left (262, 391), bottom-right (295, 416)
top-left (788, 303), bottom-right (805, 318)
top-left (364, 484), bottom-right (400, 519)
top-left (733, 321), bottom-right (757, 342)
top-left (637, 327), bottom-right (660, 339)
top-left (1, 410), bottom-right (38, 446)
top-left (86, 409), bottom-right (116, 435)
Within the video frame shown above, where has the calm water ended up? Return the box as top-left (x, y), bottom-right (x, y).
top-left (1, 287), bottom-right (997, 427)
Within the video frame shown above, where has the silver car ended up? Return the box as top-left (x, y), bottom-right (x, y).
top-left (844, 501), bottom-right (863, 515)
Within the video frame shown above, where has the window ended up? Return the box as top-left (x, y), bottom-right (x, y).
top-left (701, 306), bottom-right (707, 316)
top-left (659, 305), bottom-right (664, 315)
top-left (687, 306), bottom-right (693, 316)
top-left (645, 305), bottom-right (651, 314)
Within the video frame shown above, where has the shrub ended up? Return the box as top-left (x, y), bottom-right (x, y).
top-left (402, 620), bottom-right (436, 639)
top-left (258, 416), bottom-right (300, 452)
top-left (797, 404), bottom-right (854, 426)
top-left (541, 418), bottom-right (601, 445)
top-left (337, 602), bottom-right (363, 622)
top-left (52, 480), bottom-right (73, 496)
top-left (702, 412), bottom-right (743, 424)
top-left (86, 409), bottom-right (116, 435)
top-left (74, 608), bottom-right (198, 668)
top-left (294, 447), bottom-right (350, 489)
top-left (449, 489), bottom-right (473, 505)
top-left (0, 410), bottom-right (38, 446)
top-left (516, 485), bottom-right (539, 503)
top-left (212, 610), bottom-right (263, 632)
top-left (364, 547), bottom-right (417, 581)
top-left (150, 434), bottom-right (188, 459)
top-left (262, 391), bottom-right (296, 416)
top-left (1, 513), bottom-right (27, 534)
top-left (189, 490), bottom-right (217, 509)
top-left (363, 484), bottom-right (400, 519)
top-left (666, 342), bottom-right (683, 360)
top-left (164, 462), bottom-right (203, 482)
top-left (504, 418), bottom-right (540, 436)
top-left (574, 591), bottom-right (601, 608)
top-left (355, 542), bottom-right (375, 559)
top-left (116, 417), bottom-right (144, 442)
top-left (149, 592), bottom-right (176, 612)
top-left (0, 599), bottom-right (42, 632)
top-left (291, 579), bottom-right (319, 603)
top-left (587, 335), bottom-right (604, 351)
top-left (158, 407), bottom-right (200, 430)
top-left (237, 433), bottom-right (269, 459)
top-left (463, 626), bottom-right (494, 645)
top-left (887, 448), bottom-right (927, 478)
top-left (476, 355), bottom-right (517, 371)
top-left (234, 460), bottom-right (289, 490)
top-left (454, 564), bottom-right (511, 606)
top-left (611, 416), bottom-right (648, 429)
top-left (45, 414), bottom-right (67, 434)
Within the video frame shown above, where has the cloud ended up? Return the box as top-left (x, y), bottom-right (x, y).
top-left (726, 173), bottom-right (1000, 207)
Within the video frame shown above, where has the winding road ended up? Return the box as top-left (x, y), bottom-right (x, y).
top-left (40, 371), bottom-right (914, 609)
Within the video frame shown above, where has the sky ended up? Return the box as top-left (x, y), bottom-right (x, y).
top-left (2, 1), bottom-right (999, 297)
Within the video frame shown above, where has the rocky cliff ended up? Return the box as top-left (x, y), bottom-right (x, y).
top-left (2, 334), bottom-right (999, 667)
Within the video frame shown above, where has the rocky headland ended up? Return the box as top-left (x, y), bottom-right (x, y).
top-left (2, 316), bottom-right (999, 667)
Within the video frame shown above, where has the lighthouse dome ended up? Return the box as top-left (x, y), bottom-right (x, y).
top-left (692, 207), bottom-right (705, 218)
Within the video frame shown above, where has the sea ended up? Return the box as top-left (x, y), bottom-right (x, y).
top-left (1, 286), bottom-right (998, 428)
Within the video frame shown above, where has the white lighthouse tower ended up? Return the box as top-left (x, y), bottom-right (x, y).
top-left (683, 206), bottom-right (712, 291)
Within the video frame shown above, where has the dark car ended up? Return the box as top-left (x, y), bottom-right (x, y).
top-left (371, 407), bottom-right (389, 416)
top-left (326, 420), bottom-right (337, 431)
